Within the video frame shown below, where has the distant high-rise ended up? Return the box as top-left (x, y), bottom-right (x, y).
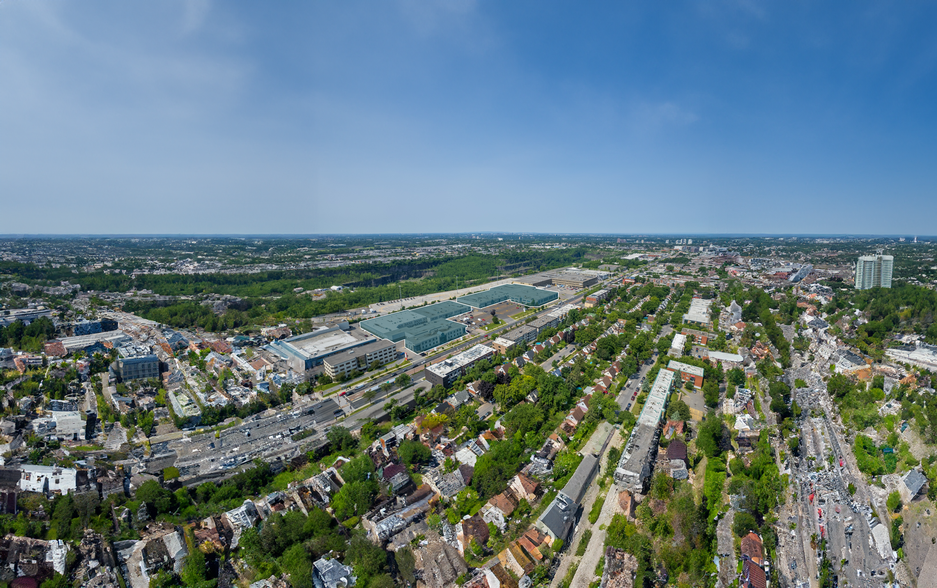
top-left (855, 251), bottom-right (893, 290)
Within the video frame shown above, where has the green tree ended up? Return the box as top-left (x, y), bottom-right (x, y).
top-left (396, 546), bottom-right (416, 585)
top-left (887, 491), bottom-right (902, 513)
top-left (668, 399), bottom-right (691, 421)
top-left (346, 534), bottom-right (388, 585)
top-left (398, 439), bottom-right (431, 466)
top-left (733, 512), bottom-right (758, 537)
top-left (727, 368), bottom-right (745, 387)
top-left (697, 414), bottom-right (728, 458)
top-left (332, 480), bottom-right (377, 520)
top-left (327, 426), bottom-right (357, 452)
top-left (472, 440), bottom-right (524, 499)
top-left (503, 403), bottom-right (544, 437)
top-left (136, 480), bottom-right (174, 515)
top-left (702, 379), bottom-right (720, 407)
top-left (341, 455), bottom-right (376, 484)
top-left (280, 543), bottom-right (314, 588)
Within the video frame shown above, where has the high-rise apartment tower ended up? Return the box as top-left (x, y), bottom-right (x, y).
top-left (855, 251), bottom-right (893, 290)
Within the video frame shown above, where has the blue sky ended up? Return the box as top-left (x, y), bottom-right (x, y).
top-left (2, 1), bottom-right (937, 235)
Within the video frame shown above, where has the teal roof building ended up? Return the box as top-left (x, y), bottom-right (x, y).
top-left (457, 284), bottom-right (558, 309)
top-left (360, 301), bottom-right (470, 353)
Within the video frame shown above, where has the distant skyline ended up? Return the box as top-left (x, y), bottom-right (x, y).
top-left (3, 1), bottom-right (937, 235)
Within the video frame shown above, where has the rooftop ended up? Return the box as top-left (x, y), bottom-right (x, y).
top-left (361, 301), bottom-right (470, 352)
top-left (426, 344), bottom-right (495, 378)
top-left (667, 360), bottom-right (705, 377)
top-left (682, 298), bottom-right (712, 324)
top-left (456, 284), bottom-right (558, 308)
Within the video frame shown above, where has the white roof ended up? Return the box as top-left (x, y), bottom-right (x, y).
top-left (708, 351), bottom-right (743, 363)
top-left (18, 464), bottom-right (78, 495)
top-left (426, 344), bottom-right (495, 377)
top-left (637, 369), bottom-right (675, 429)
top-left (683, 298), bottom-right (712, 324)
top-left (667, 360), bottom-right (705, 377)
top-left (670, 333), bottom-right (687, 349)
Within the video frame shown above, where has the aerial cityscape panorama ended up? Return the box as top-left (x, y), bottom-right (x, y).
top-left (4, 2), bottom-right (937, 588)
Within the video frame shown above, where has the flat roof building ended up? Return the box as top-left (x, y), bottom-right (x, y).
top-left (615, 369), bottom-right (676, 493)
top-left (516, 268), bottom-right (606, 289)
top-left (267, 323), bottom-right (376, 372)
top-left (457, 284), bottom-right (558, 309)
top-left (361, 301), bottom-right (470, 353)
top-left (503, 325), bottom-right (538, 345)
top-left (584, 289), bottom-right (609, 308)
top-left (682, 298), bottom-right (712, 326)
top-left (118, 355), bottom-right (160, 382)
top-left (667, 360), bottom-right (705, 388)
top-left (670, 333), bottom-right (686, 357)
top-left (425, 344), bottom-right (496, 388)
top-left (60, 330), bottom-right (132, 354)
top-left (856, 252), bottom-right (893, 290)
top-left (0, 308), bottom-right (53, 328)
top-left (18, 465), bottom-right (78, 496)
top-left (323, 339), bottom-right (397, 379)
top-left (490, 337), bottom-right (516, 354)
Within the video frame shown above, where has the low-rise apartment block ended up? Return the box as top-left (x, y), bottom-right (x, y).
top-left (425, 344), bottom-right (496, 388)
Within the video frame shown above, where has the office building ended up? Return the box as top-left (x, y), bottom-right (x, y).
top-left (118, 355), bottom-right (160, 382)
top-left (516, 268), bottom-right (606, 289)
top-left (323, 339), bottom-right (397, 379)
top-left (267, 322), bottom-right (377, 372)
top-left (789, 264), bottom-right (813, 283)
top-left (855, 252), bottom-right (894, 290)
top-left (425, 344), bottom-right (496, 388)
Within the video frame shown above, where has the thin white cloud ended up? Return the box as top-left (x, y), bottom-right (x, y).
top-left (181, 0), bottom-right (212, 35)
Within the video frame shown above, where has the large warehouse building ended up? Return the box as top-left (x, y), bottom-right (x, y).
top-left (360, 301), bottom-right (470, 353)
top-left (516, 268), bottom-right (608, 289)
top-left (457, 284), bottom-right (558, 309)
